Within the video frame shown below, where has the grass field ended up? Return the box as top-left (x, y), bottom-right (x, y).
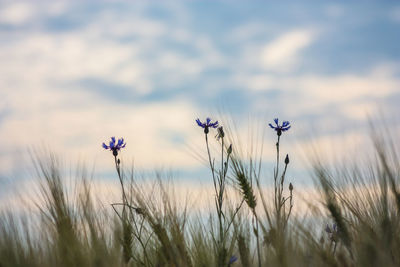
top-left (1, 118), bottom-right (399, 267)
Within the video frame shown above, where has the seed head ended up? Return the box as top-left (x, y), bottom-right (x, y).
top-left (216, 126), bottom-right (225, 139)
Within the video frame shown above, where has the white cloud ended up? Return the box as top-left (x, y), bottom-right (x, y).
top-left (0, 32), bottom-right (147, 93)
top-left (233, 62), bottom-right (400, 136)
top-left (296, 70), bottom-right (398, 103)
top-left (1, 0), bottom-right (399, 217)
top-left (0, 13), bottom-right (224, 97)
top-left (0, 95), bottom-right (205, 174)
top-left (0, 2), bottom-right (229, 175)
top-left (261, 29), bottom-right (315, 72)
top-left (236, 63), bottom-right (400, 105)
top-left (0, 2), bottom-right (35, 25)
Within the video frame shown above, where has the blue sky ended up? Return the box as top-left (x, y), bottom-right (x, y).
top-left (1, 1), bottom-right (400, 206)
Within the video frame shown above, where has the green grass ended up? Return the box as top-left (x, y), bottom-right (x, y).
top-left (1, 124), bottom-right (399, 267)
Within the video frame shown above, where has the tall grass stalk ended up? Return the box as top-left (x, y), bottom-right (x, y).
top-left (1, 120), bottom-right (400, 266)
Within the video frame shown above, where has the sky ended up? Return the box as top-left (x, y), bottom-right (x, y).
top-left (1, 1), bottom-right (400, 209)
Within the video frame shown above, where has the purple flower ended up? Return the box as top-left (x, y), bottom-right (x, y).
top-left (325, 223), bottom-right (338, 242)
top-left (325, 223), bottom-right (337, 234)
top-left (102, 137), bottom-right (126, 156)
top-left (269, 118), bottom-right (291, 136)
top-left (196, 117), bottom-right (219, 134)
top-left (228, 255), bottom-right (238, 265)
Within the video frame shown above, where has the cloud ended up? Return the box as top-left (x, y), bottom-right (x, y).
top-left (1, 0), bottom-right (400, 214)
top-left (261, 29), bottom-right (315, 72)
top-left (0, 95), bottom-right (205, 174)
top-left (235, 63), bottom-right (400, 117)
top-left (296, 66), bottom-right (399, 103)
top-left (0, 30), bottom-right (215, 102)
top-left (0, 2), bottom-right (35, 25)
top-left (0, 1), bottom-right (228, 175)
top-left (0, 32), bottom-right (147, 94)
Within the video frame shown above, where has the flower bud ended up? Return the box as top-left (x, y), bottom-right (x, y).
top-left (217, 126), bottom-right (225, 138)
top-left (227, 144), bottom-right (232, 154)
top-left (253, 226), bottom-right (258, 237)
top-left (285, 154), bottom-right (289, 165)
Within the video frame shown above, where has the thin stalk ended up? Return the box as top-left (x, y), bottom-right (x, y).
top-left (275, 136), bottom-right (281, 227)
top-left (255, 214), bottom-right (261, 267)
top-left (205, 132), bottom-right (224, 264)
top-left (114, 155), bottom-right (128, 205)
top-left (205, 134), bottom-right (218, 198)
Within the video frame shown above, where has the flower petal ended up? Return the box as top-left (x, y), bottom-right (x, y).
top-left (229, 255), bottom-right (238, 264)
top-left (117, 138), bottom-right (124, 146)
top-left (109, 139), bottom-right (115, 149)
top-left (196, 118), bottom-right (203, 127)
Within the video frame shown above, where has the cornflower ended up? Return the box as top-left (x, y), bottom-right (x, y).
top-left (196, 117), bottom-right (219, 134)
top-left (102, 137), bottom-right (126, 156)
top-left (269, 118), bottom-right (291, 136)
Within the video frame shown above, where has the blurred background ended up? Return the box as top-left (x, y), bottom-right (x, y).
top-left (1, 1), bottom-right (400, 210)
